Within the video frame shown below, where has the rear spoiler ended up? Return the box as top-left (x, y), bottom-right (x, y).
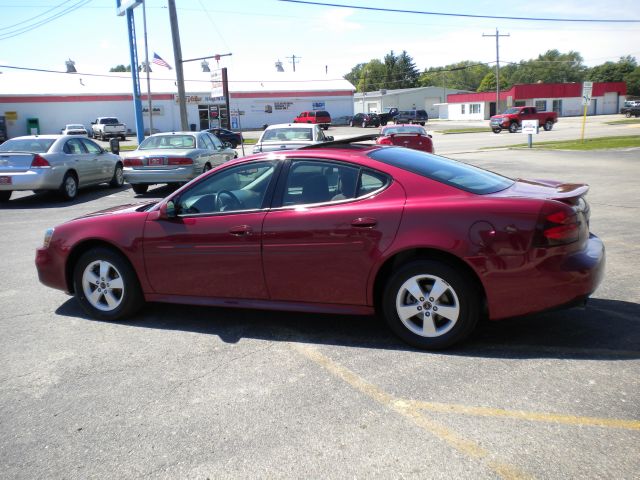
top-left (525, 178), bottom-right (590, 201)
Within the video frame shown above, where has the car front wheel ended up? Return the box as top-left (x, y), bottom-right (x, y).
top-left (543, 120), bottom-right (554, 131)
top-left (508, 122), bottom-right (518, 133)
top-left (109, 163), bottom-right (124, 188)
top-left (492, 128), bottom-right (502, 134)
top-left (73, 247), bottom-right (143, 321)
top-left (382, 260), bottom-right (480, 350)
top-left (362, 121), bottom-right (367, 128)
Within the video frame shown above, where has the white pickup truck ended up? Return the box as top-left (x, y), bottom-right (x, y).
top-left (90, 117), bottom-right (127, 141)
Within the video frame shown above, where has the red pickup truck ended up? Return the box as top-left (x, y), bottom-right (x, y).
top-left (490, 106), bottom-right (558, 134)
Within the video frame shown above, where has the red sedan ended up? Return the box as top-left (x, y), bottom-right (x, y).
top-left (35, 140), bottom-right (605, 349)
top-left (376, 124), bottom-right (435, 153)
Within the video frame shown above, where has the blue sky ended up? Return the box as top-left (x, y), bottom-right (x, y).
top-left (1, 0), bottom-right (639, 83)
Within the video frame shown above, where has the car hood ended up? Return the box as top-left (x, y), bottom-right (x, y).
top-left (490, 114), bottom-right (512, 121)
top-left (74, 201), bottom-right (157, 220)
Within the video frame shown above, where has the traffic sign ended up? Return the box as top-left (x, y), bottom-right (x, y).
top-left (582, 81), bottom-right (593, 106)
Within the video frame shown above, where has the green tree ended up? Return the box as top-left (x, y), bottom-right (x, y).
top-left (355, 60), bottom-right (386, 92)
top-left (419, 61), bottom-right (490, 92)
top-left (477, 71), bottom-right (497, 92)
top-left (624, 66), bottom-right (640, 96)
top-left (507, 50), bottom-right (586, 84)
top-left (344, 63), bottom-right (366, 89)
top-left (587, 56), bottom-right (637, 83)
top-left (393, 50), bottom-right (420, 89)
top-left (109, 64), bottom-right (131, 72)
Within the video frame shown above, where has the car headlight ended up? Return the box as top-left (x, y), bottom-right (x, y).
top-left (43, 228), bottom-right (55, 248)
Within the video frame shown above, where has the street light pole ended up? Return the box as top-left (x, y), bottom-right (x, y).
top-left (167, 0), bottom-right (188, 131)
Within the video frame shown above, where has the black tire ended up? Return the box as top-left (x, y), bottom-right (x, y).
top-left (382, 260), bottom-right (480, 350)
top-left (625, 112), bottom-right (632, 118)
top-left (508, 122), bottom-right (518, 133)
top-left (362, 121), bottom-right (367, 128)
top-left (543, 120), bottom-right (553, 131)
top-left (203, 163), bottom-right (212, 173)
top-left (492, 128), bottom-right (502, 134)
top-left (120, 135), bottom-right (126, 141)
top-left (131, 184), bottom-right (148, 195)
top-left (349, 120), bottom-right (354, 127)
top-left (73, 247), bottom-right (143, 321)
top-left (59, 171), bottom-right (78, 201)
top-left (109, 163), bottom-right (124, 188)
top-left (420, 122), bottom-right (425, 126)
top-left (0, 191), bottom-right (11, 202)
top-left (381, 120), bottom-right (388, 126)
top-left (230, 141), bottom-right (238, 148)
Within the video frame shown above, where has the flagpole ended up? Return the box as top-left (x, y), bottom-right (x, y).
top-left (142, 0), bottom-right (153, 136)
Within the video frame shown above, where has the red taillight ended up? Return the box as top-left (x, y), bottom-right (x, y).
top-left (30, 155), bottom-right (50, 168)
top-left (533, 202), bottom-right (581, 247)
top-left (123, 158), bottom-right (143, 167)
top-left (377, 136), bottom-right (393, 145)
top-left (168, 157), bottom-right (193, 165)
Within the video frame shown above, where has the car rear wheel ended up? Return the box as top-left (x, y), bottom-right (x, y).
top-left (349, 120), bottom-right (354, 127)
top-left (59, 172), bottom-right (78, 201)
top-left (73, 247), bottom-right (143, 321)
top-left (362, 121), bottom-right (367, 128)
top-left (131, 184), bottom-right (148, 195)
top-left (0, 191), bottom-right (11, 202)
top-left (109, 163), bottom-right (124, 188)
top-left (625, 111), bottom-right (632, 118)
top-left (492, 128), bottom-right (502, 134)
top-left (543, 120), bottom-right (554, 131)
top-left (382, 260), bottom-right (480, 350)
top-left (508, 122), bottom-right (518, 133)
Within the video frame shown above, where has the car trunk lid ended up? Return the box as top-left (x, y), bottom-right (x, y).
top-left (0, 152), bottom-right (38, 173)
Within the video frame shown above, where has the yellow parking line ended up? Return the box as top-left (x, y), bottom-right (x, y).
top-left (291, 343), bottom-right (533, 480)
top-left (408, 400), bottom-right (640, 431)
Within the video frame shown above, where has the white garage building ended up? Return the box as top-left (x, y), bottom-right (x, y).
top-left (0, 71), bottom-right (355, 138)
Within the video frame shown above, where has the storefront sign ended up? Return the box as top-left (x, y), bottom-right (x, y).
top-left (312, 102), bottom-right (325, 110)
top-left (4, 111), bottom-right (17, 121)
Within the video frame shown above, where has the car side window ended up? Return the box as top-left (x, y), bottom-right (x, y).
top-left (208, 133), bottom-right (223, 149)
top-left (282, 160), bottom-right (361, 206)
top-left (80, 138), bottom-right (102, 154)
top-left (200, 134), bottom-right (215, 150)
top-left (177, 161), bottom-right (277, 215)
top-left (358, 170), bottom-right (388, 197)
top-left (64, 138), bottom-right (87, 155)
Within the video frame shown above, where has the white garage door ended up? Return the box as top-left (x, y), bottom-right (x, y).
top-left (602, 92), bottom-right (618, 114)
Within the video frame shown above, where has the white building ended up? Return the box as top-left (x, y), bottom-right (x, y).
top-left (0, 70), bottom-right (355, 138)
top-left (353, 86), bottom-right (471, 119)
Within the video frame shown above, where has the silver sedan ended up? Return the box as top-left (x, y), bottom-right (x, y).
top-left (122, 131), bottom-right (236, 194)
top-left (0, 135), bottom-right (124, 202)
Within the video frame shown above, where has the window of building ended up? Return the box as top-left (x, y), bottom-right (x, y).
top-left (535, 100), bottom-right (547, 111)
top-left (514, 101), bottom-right (526, 107)
top-left (552, 99), bottom-right (563, 115)
top-left (461, 104), bottom-right (466, 114)
top-left (470, 103), bottom-right (481, 114)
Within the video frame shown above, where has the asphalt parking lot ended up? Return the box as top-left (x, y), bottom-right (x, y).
top-left (1, 144), bottom-right (639, 478)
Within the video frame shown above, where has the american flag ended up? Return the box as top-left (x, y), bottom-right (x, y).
top-left (152, 52), bottom-right (172, 70)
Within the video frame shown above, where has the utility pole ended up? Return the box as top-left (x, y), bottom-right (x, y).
top-left (168, 0), bottom-right (188, 131)
top-left (142, 0), bottom-right (153, 135)
top-left (287, 54), bottom-right (301, 72)
top-left (483, 28), bottom-right (509, 114)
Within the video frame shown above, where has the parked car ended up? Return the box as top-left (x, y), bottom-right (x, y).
top-left (122, 131), bottom-right (236, 194)
top-left (349, 113), bottom-right (380, 128)
top-left (204, 127), bottom-right (243, 148)
top-left (377, 107), bottom-right (399, 126)
top-left (394, 110), bottom-right (428, 126)
top-left (293, 111), bottom-right (331, 130)
top-left (490, 106), bottom-right (558, 133)
top-left (252, 123), bottom-right (333, 153)
top-left (620, 104), bottom-right (640, 117)
top-left (376, 124), bottom-right (434, 153)
top-left (35, 138), bottom-right (604, 350)
top-left (0, 135), bottom-right (123, 202)
top-left (61, 124), bottom-right (88, 136)
top-left (90, 117), bottom-right (126, 141)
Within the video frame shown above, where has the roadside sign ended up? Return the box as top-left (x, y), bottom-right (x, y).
top-left (582, 81), bottom-right (593, 106)
top-left (521, 119), bottom-right (539, 134)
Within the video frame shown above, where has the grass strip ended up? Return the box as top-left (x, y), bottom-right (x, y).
top-left (604, 118), bottom-right (640, 125)
top-left (440, 127), bottom-right (490, 134)
top-left (488, 135), bottom-right (640, 151)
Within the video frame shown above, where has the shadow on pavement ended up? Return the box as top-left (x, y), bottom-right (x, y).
top-left (55, 297), bottom-right (640, 360)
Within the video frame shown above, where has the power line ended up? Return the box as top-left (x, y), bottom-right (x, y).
top-left (0, 0), bottom-right (75, 31)
top-left (277, 0), bottom-right (640, 23)
top-left (0, 0), bottom-right (91, 41)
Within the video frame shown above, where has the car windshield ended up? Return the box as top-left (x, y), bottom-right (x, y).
top-left (0, 138), bottom-right (55, 153)
top-left (368, 147), bottom-right (514, 195)
top-left (382, 126), bottom-right (426, 135)
top-left (138, 135), bottom-right (196, 150)
top-left (503, 108), bottom-right (520, 115)
top-left (261, 128), bottom-right (313, 142)
top-left (66, 124), bottom-right (84, 129)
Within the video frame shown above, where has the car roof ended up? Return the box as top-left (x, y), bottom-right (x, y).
top-left (148, 131), bottom-right (198, 136)
top-left (11, 134), bottom-right (70, 140)
top-left (264, 123), bottom-right (315, 129)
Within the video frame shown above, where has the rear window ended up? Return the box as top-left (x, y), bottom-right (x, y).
top-left (368, 147), bottom-right (514, 194)
top-left (316, 111), bottom-right (330, 117)
top-left (139, 134), bottom-right (196, 149)
top-left (101, 118), bottom-right (119, 124)
top-left (261, 127), bottom-right (313, 142)
top-left (0, 138), bottom-right (55, 153)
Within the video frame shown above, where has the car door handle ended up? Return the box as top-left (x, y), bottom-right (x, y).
top-left (229, 225), bottom-right (253, 236)
top-left (351, 217), bottom-right (377, 228)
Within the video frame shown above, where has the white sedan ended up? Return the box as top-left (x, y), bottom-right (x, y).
top-left (122, 131), bottom-right (236, 194)
top-left (252, 123), bottom-right (334, 153)
top-left (61, 124), bottom-right (89, 136)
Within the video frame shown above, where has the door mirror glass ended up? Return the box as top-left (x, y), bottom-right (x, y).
top-left (159, 200), bottom-right (177, 219)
